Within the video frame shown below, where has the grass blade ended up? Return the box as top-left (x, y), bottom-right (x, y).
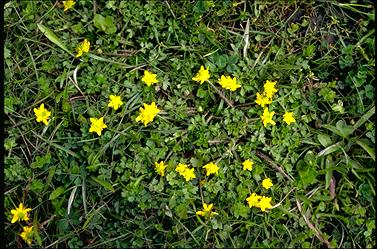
top-left (353, 106), bottom-right (375, 131)
top-left (90, 176), bottom-right (115, 192)
top-left (67, 186), bottom-right (78, 215)
top-left (37, 23), bottom-right (74, 57)
top-left (318, 141), bottom-right (344, 156)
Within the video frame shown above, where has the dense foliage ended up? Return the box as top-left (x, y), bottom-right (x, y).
top-left (5, 1), bottom-right (375, 248)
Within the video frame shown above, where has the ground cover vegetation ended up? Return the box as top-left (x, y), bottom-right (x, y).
top-left (4, 0), bottom-right (375, 248)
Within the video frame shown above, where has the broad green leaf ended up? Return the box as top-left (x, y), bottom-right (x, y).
top-left (49, 186), bottom-right (66, 200)
top-left (37, 23), bottom-right (74, 56)
top-left (355, 139), bottom-right (375, 161)
top-left (317, 134), bottom-right (333, 147)
top-left (318, 141), bottom-right (344, 156)
top-left (297, 160), bottom-right (317, 186)
top-left (322, 124), bottom-right (344, 138)
top-left (90, 176), bottom-right (115, 192)
top-left (335, 120), bottom-right (354, 138)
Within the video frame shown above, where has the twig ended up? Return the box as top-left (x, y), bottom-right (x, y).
top-left (39, 215), bottom-right (56, 230)
top-left (208, 81), bottom-right (234, 108)
top-left (271, 187), bottom-right (296, 209)
top-left (296, 199), bottom-right (331, 248)
top-left (255, 150), bottom-right (294, 182)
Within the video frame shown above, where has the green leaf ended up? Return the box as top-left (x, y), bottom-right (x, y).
top-left (93, 14), bottom-right (117, 34)
top-left (317, 134), bottom-right (333, 147)
top-left (355, 139), bottom-right (375, 161)
top-left (194, 0), bottom-right (207, 14)
top-left (90, 176), bottom-right (115, 192)
top-left (31, 153), bottom-right (51, 169)
top-left (335, 120), bottom-right (353, 138)
top-left (353, 106), bottom-right (375, 131)
top-left (318, 141), bottom-right (344, 156)
top-left (37, 23), bottom-right (74, 56)
top-left (325, 156), bottom-right (334, 189)
top-left (49, 186), bottom-right (66, 200)
top-left (331, 100), bottom-right (345, 114)
top-left (303, 44), bottom-right (316, 58)
top-left (33, 214), bottom-right (43, 246)
top-left (297, 160), bottom-right (317, 186)
top-left (216, 55), bottom-right (227, 69)
top-left (87, 53), bottom-right (142, 68)
top-left (232, 202), bottom-right (249, 219)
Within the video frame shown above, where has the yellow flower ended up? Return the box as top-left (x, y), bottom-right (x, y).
top-left (192, 66), bottom-right (210, 84)
top-left (218, 75), bottom-right (241, 91)
top-left (256, 196), bottom-right (272, 212)
top-left (262, 178), bottom-right (273, 189)
top-left (10, 203), bottom-right (32, 223)
top-left (63, 0), bottom-right (76, 11)
top-left (136, 102), bottom-right (160, 126)
top-left (242, 159), bottom-right (253, 171)
top-left (283, 112), bottom-right (296, 125)
top-left (154, 161), bottom-right (167, 176)
top-left (202, 162), bottom-right (219, 176)
top-left (260, 107), bottom-right (276, 127)
top-left (89, 117), bottom-right (107, 136)
top-left (34, 103), bottom-right (51, 126)
top-left (175, 163), bottom-right (188, 175)
top-left (255, 92), bottom-right (272, 107)
top-left (175, 163), bottom-right (196, 181)
top-left (20, 226), bottom-right (33, 245)
top-left (196, 203), bottom-right (218, 217)
top-left (108, 95), bottom-right (124, 111)
top-left (142, 70), bottom-right (158, 86)
top-left (263, 80), bottom-right (278, 99)
top-left (246, 193), bottom-right (261, 208)
top-left (76, 39), bottom-right (90, 58)
top-left (181, 168), bottom-right (196, 181)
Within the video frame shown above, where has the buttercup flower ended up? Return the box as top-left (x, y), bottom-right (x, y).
top-left (242, 159), bottom-right (253, 171)
top-left (255, 92), bottom-right (272, 107)
top-left (76, 39), bottom-right (90, 58)
top-left (262, 178), bottom-right (273, 189)
top-left (34, 103), bottom-right (51, 126)
top-left (261, 108), bottom-right (276, 127)
top-left (175, 163), bottom-right (188, 175)
top-left (20, 226), bottom-right (33, 245)
top-left (175, 163), bottom-right (196, 181)
top-left (136, 102), bottom-right (160, 126)
top-left (89, 117), bottom-right (107, 136)
top-left (108, 95), bottom-right (124, 111)
top-left (202, 162), bottom-right (219, 176)
top-left (283, 112), bottom-right (296, 125)
top-left (181, 168), bottom-right (196, 181)
top-left (263, 80), bottom-right (278, 99)
top-left (10, 203), bottom-right (32, 223)
top-left (142, 70), bottom-right (158, 86)
top-left (246, 193), bottom-right (261, 208)
top-left (154, 161), bottom-right (167, 176)
top-left (218, 75), bottom-right (241, 91)
top-left (256, 196), bottom-right (272, 212)
top-left (63, 0), bottom-right (76, 11)
top-left (196, 203), bottom-right (218, 218)
top-left (192, 66), bottom-right (210, 84)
